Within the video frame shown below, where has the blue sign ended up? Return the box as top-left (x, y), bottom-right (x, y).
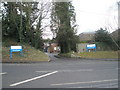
top-left (86, 44), bottom-right (96, 52)
top-left (10, 46), bottom-right (23, 59)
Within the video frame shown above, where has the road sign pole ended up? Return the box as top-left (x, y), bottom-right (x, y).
top-left (10, 51), bottom-right (12, 59)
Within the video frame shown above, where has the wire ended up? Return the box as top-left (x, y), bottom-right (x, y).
top-left (75, 9), bottom-right (117, 17)
top-left (107, 26), bottom-right (120, 50)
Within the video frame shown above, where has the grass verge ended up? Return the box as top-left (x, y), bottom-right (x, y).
top-left (58, 51), bottom-right (119, 59)
top-left (2, 41), bottom-right (50, 63)
top-left (74, 51), bottom-right (119, 59)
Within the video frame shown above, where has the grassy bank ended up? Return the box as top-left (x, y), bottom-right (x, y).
top-left (74, 51), bottom-right (119, 59)
top-left (59, 51), bottom-right (119, 59)
top-left (2, 39), bottom-right (50, 63)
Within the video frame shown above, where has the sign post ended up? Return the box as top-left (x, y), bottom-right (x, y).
top-left (10, 46), bottom-right (23, 59)
top-left (86, 44), bottom-right (96, 52)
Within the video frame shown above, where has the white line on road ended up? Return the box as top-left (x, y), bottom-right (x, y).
top-left (59, 69), bottom-right (93, 72)
top-left (0, 72), bottom-right (7, 75)
top-left (51, 79), bottom-right (118, 86)
top-left (70, 83), bottom-right (118, 88)
top-left (10, 71), bottom-right (58, 87)
top-left (36, 69), bottom-right (93, 73)
top-left (36, 71), bottom-right (51, 73)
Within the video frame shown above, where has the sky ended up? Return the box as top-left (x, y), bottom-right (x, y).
top-left (43, 0), bottom-right (119, 39)
top-left (0, 0), bottom-right (119, 39)
top-left (72, 0), bottom-right (118, 35)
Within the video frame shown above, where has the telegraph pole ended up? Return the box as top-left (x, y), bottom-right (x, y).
top-left (118, 1), bottom-right (120, 29)
top-left (118, 2), bottom-right (120, 89)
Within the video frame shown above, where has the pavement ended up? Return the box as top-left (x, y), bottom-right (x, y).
top-left (2, 53), bottom-right (119, 88)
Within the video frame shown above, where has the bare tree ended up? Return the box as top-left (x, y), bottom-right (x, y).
top-left (104, 2), bottom-right (120, 50)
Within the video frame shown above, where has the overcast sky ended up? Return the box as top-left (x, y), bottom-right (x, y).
top-left (41, 0), bottom-right (119, 39)
top-left (1, 0), bottom-right (119, 39)
top-left (72, 0), bottom-right (118, 35)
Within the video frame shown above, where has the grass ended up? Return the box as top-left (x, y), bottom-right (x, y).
top-left (74, 51), bottom-right (119, 59)
top-left (58, 51), bottom-right (119, 59)
top-left (2, 39), bottom-right (50, 63)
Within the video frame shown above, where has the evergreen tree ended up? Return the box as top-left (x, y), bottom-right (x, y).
top-left (2, 2), bottom-right (20, 41)
top-left (95, 28), bottom-right (112, 44)
top-left (94, 28), bottom-right (118, 50)
top-left (51, 2), bottom-right (77, 53)
top-left (2, 2), bottom-right (44, 50)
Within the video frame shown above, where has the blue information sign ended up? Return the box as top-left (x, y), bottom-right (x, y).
top-left (10, 46), bottom-right (23, 59)
top-left (86, 44), bottom-right (96, 52)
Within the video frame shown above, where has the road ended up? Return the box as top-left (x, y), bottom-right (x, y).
top-left (2, 53), bottom-right (118, 88)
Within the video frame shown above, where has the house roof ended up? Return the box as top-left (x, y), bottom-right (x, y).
top-left (79, 32), bottom-right (95, 41)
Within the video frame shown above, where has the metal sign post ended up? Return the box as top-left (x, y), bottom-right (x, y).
top-left (10, 46), bottom-right (23, 59)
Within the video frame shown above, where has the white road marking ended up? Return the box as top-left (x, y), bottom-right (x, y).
top-left (10, 71), bottom-right (58, 87)
top-left (60, 69), bottom-right (93, 72)
top-left (70, 83), bottom-right (118, 88)
top-left (36, 71), bottom-right (50, 73)
top-left (90, 83), bottom-right (118, 88)
top-left (36, 69), bottom-right (93, 73)
top-left (51, 79), bottom-right (118, 86)
top-left (0, 72), bottom-right (7, 75)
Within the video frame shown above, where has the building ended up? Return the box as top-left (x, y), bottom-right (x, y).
top-left (77, 32), bottom-right (95, 52)
top-left (79, 32), bottom-right (95, 42)
top-left (76, 43), bottom-right (88, 52)
top-left (48, 43), bottom-right (60, 53)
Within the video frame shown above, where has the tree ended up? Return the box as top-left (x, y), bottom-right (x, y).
top-left (2, 2), bottom-right (20, 41)
top-left (95, 28), bottom-right (111, 43)
top-left (51, 2), bottom-right (77, 53)
top-left (1, 2), bottom-right (48, 50)
top-left (104, 1), bottom-right (120, 50)
top-left (94, 28), bottom-right (118, 50)
top-left (31, 1), bottom-right (52, 50)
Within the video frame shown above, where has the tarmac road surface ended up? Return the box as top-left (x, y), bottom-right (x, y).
top-left (2, 53), bottom-right (119, 88)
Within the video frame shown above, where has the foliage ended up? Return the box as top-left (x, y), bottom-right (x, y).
top-left (95, 28), bottom-right (111, 43)
top-left (94, 28), bottom-right (118, 50)
top-left (51, 2), bottom-right (78, 53)
top-left (117, 28), bottom-right (120, 49)
top-left (1, 2), bottom-right (47, 50)
top-left (2, 2), bottom-right (20, 40)
top-left (95, 42), bottom-right (112, 51)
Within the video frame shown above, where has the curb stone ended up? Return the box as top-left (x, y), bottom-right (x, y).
top-left (2, 57), bottom-right (51, 63)
top-left (1, 60), bottom-right (51, 64)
